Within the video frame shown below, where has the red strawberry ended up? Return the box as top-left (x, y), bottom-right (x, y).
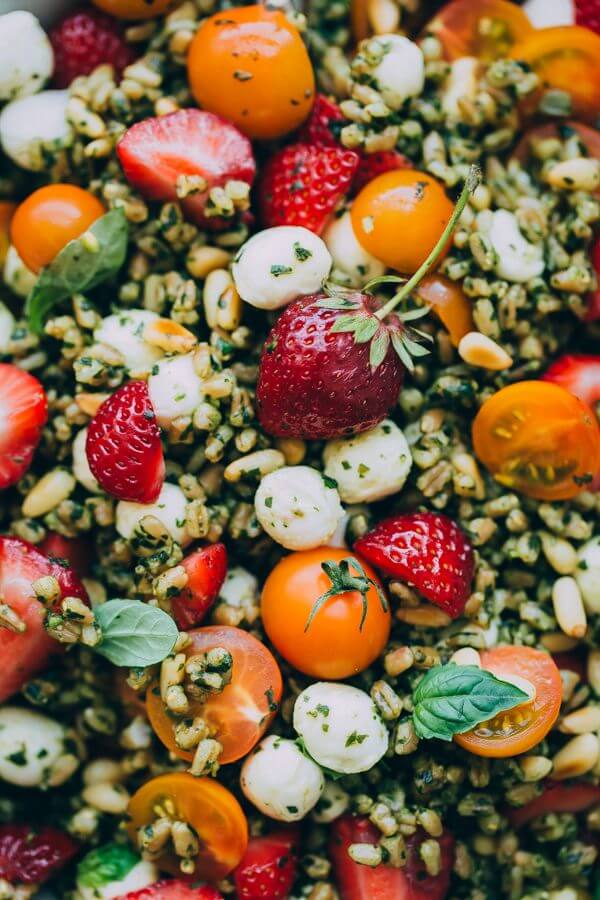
top-left (585, 234), bottom-right (600, 321)
top-left (50, 8), bottom-right (134, 89)
top-left (0, 364), bottom-right (47, 490)
top-left (119, 882), bottom-right (223, 900)
top-left (234, 829), bottom-right (299, 900)
top-left (86, 381), bottom-right (164, 503)
top-left (353, 150), bottom-right (411, 194)
top-left (171, 542), bottom-right (228, 630)
top-left (355, 512), bottom-right (475, 618)
top-left (543, 354), bottom-right (600, 410)
top-left (575, 0), bottom-right (600, 33)
top-left (39, 532), bottom-right (93, 578)
top-left (0, 825), bottom-right (78, 885)
top-left (259, 142), bottom-right (359, 234)
top-left (117, 109), bottom-right (256, 228)
top-left (297, 93), bottom-right (346, 147)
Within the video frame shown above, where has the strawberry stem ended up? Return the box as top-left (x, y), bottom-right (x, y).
top-left (304, 557), bottom-right (389, 633)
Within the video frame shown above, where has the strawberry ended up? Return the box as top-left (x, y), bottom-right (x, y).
top-left (355, 512), bottom-right (475, 618)
top-left (259, 142), bottom-right (359, 234)
top-left (86, 381), bottom-right (164, 503)
top-left (117, 109), bottom-right (256, 228)
top-left (543, 354), bottom-right (600, 410)
top-left (353, 150), bottom-right (411, 194)
top-left (39, 532), bottom-right (93, 578)
top-left (0, 824), bottom-right (78, 885)
top-left (0, 364), bottom-right (47, 490)
top-left (171, 542), bottom-right (228, 630)
top-left (118, 882), bottom-right (223, 900)
top-left (575, 0), bottom-right (600, 33)
top-left (585, 234), bottom-right (600, 321)
top-left (234, 828), bottom-right (299, 900)
top-left (50, 8), bottom-right (134, 89)
top-left (297, 93), bottom-right (346, 147)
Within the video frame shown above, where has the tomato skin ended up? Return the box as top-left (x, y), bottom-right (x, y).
top-left (261, 548), bottom-right (391, 680)
top-left (455, 646), bottom-right (562, 758)
top-left (91, 0), bottom-right (176, 20)
top-left (415, 274), bottom-right (473, 346)
top-left (0, 202), bottom-right (16, 268)
top-left (472, 381), bottom-right (600, 501)
top-left (426, 0), bottom-right (534, 62)
top-left (507, 783), bottom-right (600, 830)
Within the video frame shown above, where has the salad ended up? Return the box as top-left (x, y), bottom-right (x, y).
top-left (0, 0), bottom-right (599, 897)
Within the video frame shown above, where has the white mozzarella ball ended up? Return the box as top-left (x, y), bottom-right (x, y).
top-left (0, 12), bottom-right (53, 101)
top-left (94, 310), bottom-right (164, 376)
top-left (232, 226), bottom-right (332, 310)
top-left (323, 419), bottom-right (412, 503)
top-left (78, 860), bottom-right (158, 900)
top-left (0, 90), bottom-right (71, 171)
top-left (477, 209), bottom-right (544, 283)
top-left (293, 682), bottom-right (389, 774)
top-left (255, 465), bottom-right (345, 551)
top-left (0, 707), bottom-right (71, 787)
top-left (0, 301), bottom-right (15, 354)
top-left (116, 483), bottom-right (190, 546)
top-left (575, 537), bottom-right (600, 614)
top-left (371, 35), bottom-right (425, 109)
top-left (322, 211), bottom-right (385, 288)
top-left (3, 245), bottom-right (37, 297)
top-left (240, 735), bottom-right (324, 822)
top-left (523, 0), bottom-right (573, 27)
top-left (147, 353), bottom-right (205, 427)
top-left (220, 566), bottom-right (259, 606)
top-left (73, 427), bottom-right (102, 494)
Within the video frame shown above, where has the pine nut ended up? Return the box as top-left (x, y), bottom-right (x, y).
top-left (143, 318), bottom-right (197, 354)
top-left (275, 437), bottom-right (307, 465)
top-left (458, 332), bottom-right (513, 370)
top-left (224, 449), bottom-right (285, 483)
top-left (559, 705), bottom-right (600, 735)
top-left (83, 758), bottom-right (123, 786)
top-left (75, 392), bottom-right (109, 416)
top-left (396, 605), bottom-right (453, 627)
top-left (203, 269), bottom-right (241, 331)
top-left (520, 755), bottom-right (553, 782)
top-left (160, 653), bottom-right (186, 703)
top-left (384, 646), bottom-right (415, 676)
top-left (367, 0), bottom-right (400, 33)
top-left (588, 649), bottom-right (600, 695)
top-left (500, 673), bottom-right (536, 702)
top-left (541, 632), bottom-right (580, 653)
top-left (451, 451), bottom-right (485, 500)
top-left (186, 245), bottom-right (231, 279)
top-left (552, 576), bottom-right (587, 638)
top-left (82, 781), bottom-right (130, 814)
top-left (23, 470), bottom-right (76, 518)
top-left (551, 733), bottom-right (599, 780)
top-left (546, 157), bottom-right (600, 192)
top-left (449, 648), bottom-right (481, 667)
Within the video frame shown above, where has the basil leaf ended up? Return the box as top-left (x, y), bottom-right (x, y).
top-left (77, 843), bottom-right (140, 888)
top-left (412, 664), bottom-right (528, 742)
top-left (94, 599), bottom-right (178, 667)
top-left (26, 207), bottom-right (129, 334)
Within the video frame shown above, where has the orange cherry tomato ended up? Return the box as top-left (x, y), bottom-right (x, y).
top-left (146, 625), bottom-right (282, 765)
top-left (350, 0), bottom-right (371, 42)
top-left (187, 6), bottom-right (315, 140)
top-left (455, 646), bottom-right (562, 758)
top-left (127, 773), bottom-right (247, 880)
top-left (415, 273), bottom-right (474, 346)
top-left (10, 185), bottom-right (104, 274)
top-left (91, 0), bottom-right (176, 20)
top-left (511, 26), bottom-right (600, 123)
top-left (351, 170), bottom-right (454, 274)
top-left (261, 548), bottom-right (391, 681)
top-left (472, 381), bottom-right (600, 501)
top-left (426, 0), bottom-right (533, 62)
top-left (0, 202), bottom-right (16, 268)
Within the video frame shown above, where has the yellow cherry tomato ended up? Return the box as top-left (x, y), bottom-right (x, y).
top-left (91, 0), bottom-right (176, 20)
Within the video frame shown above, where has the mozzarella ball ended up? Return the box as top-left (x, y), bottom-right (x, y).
top-left (73, 427), bottom-right (102, 494)
top-left (220, 566), bottom-right (259, 606)
top-left (116, 482), bottom-right (190, 547)
top-left (255, 465), bottom-right (345, 551)
top-left (575, 536), bottom-right (600, 614)
top-left (0, 301), bottom-right (15, 354)
top-left (232, 226), bottom-right (332, 310)
top-left (322, 211), bottom-right (385, 288)
top-left (0, 707), bottom-right (73, 787)
top-left (524, 0), bottom-right (573, 27)
top-left (0, 12), bottom-right (53, 101)
top-left (94, 310), bottom-right (164, 376)
top-left (371, 35), bottom-right (425, 109)
top-left (0, 90), bottom-right (71, 171)
top-left (293, 682), bottom-right (389, 774)
top-left (323, 419), bottom-right (412, 503)
top-left (147, 353), bottom-right (205, 427)
top-left (477, 210), bottom-right (544, 283)
top-left (240, 735), bottom-right (324, 822)
top-left (3, 245), bottom-right (37, 297)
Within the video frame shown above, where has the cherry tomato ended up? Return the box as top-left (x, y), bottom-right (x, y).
top-left (586, 234), bottom-right (600, 323)
top-left (415, 273), bottom-right (474, 346)
top-left (512, 121), bottom-right (600, 170)
top-left (11, 185), bottom-right (104, 274)
top-left (472, 381), bottom-right (600, 501)
top-left (91, 0), bottom-right (176, 20)
top-left (0, 202), bottom-right (16, 268)
top-left (507, 783), bottom-right (600, 830)
top-left (511, 26), bottom-right (600, 123)
top-left (187, 6), bottom-right (315, 140)
top-left (38, 532), bottom-right (92, 578)
top-left (350, 0), bottom-right (371, 43)
top-left (127, 773), bottom-right (247, 880)
top-left (351, 170), bottom-right (454, 274)
top-left (426, 0), bottom-right (533, 61)
top-left (455, 646), bottom-right (562, 758)
top-left (146, 625), bottom-right (282, 764)
top-left (115, 671), bottom-right (147, 717)
top-left (261, 548), bottom-right (391, 680)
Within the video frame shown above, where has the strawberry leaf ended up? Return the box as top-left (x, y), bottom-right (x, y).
top-left (391, 332), bottom-right (416, 371)
top-left (316, 295), bottom-right (361, 310)
top-left (353, 316), bottom-right (379, 343)
top-left (402, 335), bottom-right (431, 357)
top-left (399, 306), bottom-right (431, 323)
top-left (369, 329), bottom-right (390, 370)
top-left (330, 314), bottom-right (365, 333)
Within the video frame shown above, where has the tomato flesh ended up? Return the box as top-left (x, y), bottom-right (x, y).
top-left (426, 0), bottom-right (534, 61)
top-left (415, 274), bottom-right (474, 346)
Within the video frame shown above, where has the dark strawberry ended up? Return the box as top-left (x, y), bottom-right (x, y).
top-left (50, 8), bottom-right (134, 88)
top-left (39, 532), bottom-right (93, 578)
top-left (543, 354), bottom-right (600, 410)
top-left (0, 824), bottom-right (78, 885)
top-left (575, 0), bottom-right (600, 33)
top-left (297, 93), bottom-right (346, 146)
top-left (353, 150), bottom-right (411, 194)
top-left (234, 828), bottom-right (299, 900)
top-left (0, 364), bottom-right (47, 490)
top-left (119, 881), bottom-right (223, 900)
top-left (585, 234), bottom-right (600, 321)
top-left (355, 512), bottom-right (475, 618)
top-left (259, 142), bottom-right (359, 234)
top-left (86, 381), bottom-right (164, 503)
top-left (117, 109), bottom-right (256, 228)
top-left (171, 542), bottom-right (228, 630)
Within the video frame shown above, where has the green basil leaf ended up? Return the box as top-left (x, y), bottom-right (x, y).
top-left (77, 843), bottom-right (140, 889)
top-left (26, 207), bottom-right (129, 334)
top-left (412, 664), bottom-right (528, 742)
top-left (94, 599), bottom-right (178, 667)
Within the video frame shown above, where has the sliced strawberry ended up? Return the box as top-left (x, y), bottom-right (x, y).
top-left (117, 109), bottom-right (256, 228)
top-left (234, 828), bottom-right (300, 900)
top-left (543, 354), bottom-right (600, 410)
top-left (353, 150), bottom-right (411, 194)
top-left (0, 824), bottom-right (78, 885)
top-left (39, 532), bottom-right (93, 578)
top-left (259, 142), bottom-right (359, 234)
top-left (297, 93), bottom-right (346, 147)
top-left (0, 364), bottom-right (47, 490)
top-left (171, 542), bottom-right (227, 630)
top-left (86, 381), bottom-right (164, 503)
top-left (575, 0), bottom-right (600, 33)
top-left (118, 881), bottom-right (223, 900)
top-left (507, 783), bottom-right (600, 830)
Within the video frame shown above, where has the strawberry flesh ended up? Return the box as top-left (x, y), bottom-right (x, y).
top-left (234, 828), bottom-right (300, 900)
top-left (543, 354), bottom-right (600, 410)
top-left (118, 881), bottom-right (223, 900)
top-left (0, 364), bottom-right (48, 490)
top-left (50, 8), bottom-right (134, 88)
top-left (0, 824), bottom-right (78, 885)
top-left (353, 149), bottom-right (411, 194)
top-left (575, 0), bottom-right (600, 33)
top-left (171, 542), bottom-right (228, 630)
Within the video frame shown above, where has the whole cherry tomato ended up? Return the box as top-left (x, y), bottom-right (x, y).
top-left (0, 202), bottom-right (16, 268)
top-left (415, 273), bottom-right (474, 346)
top-left (472, 381), bottom-right (600, 501)
top-left (146, 625), bottom-right (282, 764)
top-left (91, 0), bottom-right (176, 20)
top-left (351, 170), bottom-right (454, 274)
top-left (11, 185), bottom-right (104, 274)
top-left (261, 548), bottom-right (391, 680)
top-left (426, 0), bottom-right (534, 61)
top-left (455, 646), bottom-right (562, 758)
top-left (127, 773), bottom-right (247, 881)
top-left (187, 6), bottom-right (315, 140)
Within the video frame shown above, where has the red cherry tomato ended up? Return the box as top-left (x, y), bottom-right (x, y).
top-left (507, 783), bottom-right (600, 830)
top-left (426, 0), bottom-right (534, 61)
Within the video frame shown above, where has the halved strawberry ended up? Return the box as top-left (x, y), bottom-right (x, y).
top-left (0, 824), bottom-right (78, 885)
top-left (171, 543), bottom-right (227, 630)
top-left (39, 532), bottom-right (93, 578)
top-left (234, 828), bottom-right (300, 900)
top-left (543, 354), bottom-right (600, 410)
top-left (297, 93), bottom-right (346, 147)
top-left (353, 149), bottom-right (411, 194)
top-left (119, 881), bottom-right (223, 900)
top-left (117, 109), bottom-right (256, 229)
top-left (0, 364), bottom-right (47, 490)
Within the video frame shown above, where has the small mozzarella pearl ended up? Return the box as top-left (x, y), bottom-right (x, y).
top-left (116, 483), bottom-right (191, 547)
top-left (240, 735), bottom-right (324, 821)
top-left (0, 707), bottom-right (70, 787)
top-left (0, 11), bottom-right (53, 101)
top-left (371, 34), bottom-right (425, 109)
top-left (322, 211), bottom-right (385, 288)
top-left (94, 310), bottom-right (164, 376)
top-left (147, 353), bottom-right (205, 428)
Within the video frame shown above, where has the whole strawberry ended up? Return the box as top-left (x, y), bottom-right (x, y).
top-left (0, 824), bottom-right (78, 885)
top-left (50, 9), bottom-right (134, 88)
top-left (353, 149), bottom-right (411, 194)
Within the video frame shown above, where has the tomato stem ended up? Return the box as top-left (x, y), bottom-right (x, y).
top-left (304, 557), bottom-right (388, 633)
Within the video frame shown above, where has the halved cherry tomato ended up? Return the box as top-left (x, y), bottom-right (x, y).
top-left (512, 121), bottom-right (600, 168)
top-left (115, 671), bottom-right (147, 717)
top-left (455, 646), bottom-right (562, 758)
top-left (146, 625), bottom-right (282, 764)
top-left (507, 783), bottom-right (600, 830)
top-left (426, 0), bottom-right (533, 62)
top-left (415, 273), bottom-right (474, 346)
top-left (0, 202), bottom-right (16, 268)
top-left (11, 185), bottom-right (104, 274)
top-left (261, 548), bottom-right (390, 681)
top-left (350, 0), bottom-right (371, 43)
top-left (511, 26), bottom-right (600, 123)
top-left (472, 381), bottom-right (600, 501)
top-left (127, 773), bottom-right (247, 880)
top-left (91, 0), bottom-right (176, 19)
